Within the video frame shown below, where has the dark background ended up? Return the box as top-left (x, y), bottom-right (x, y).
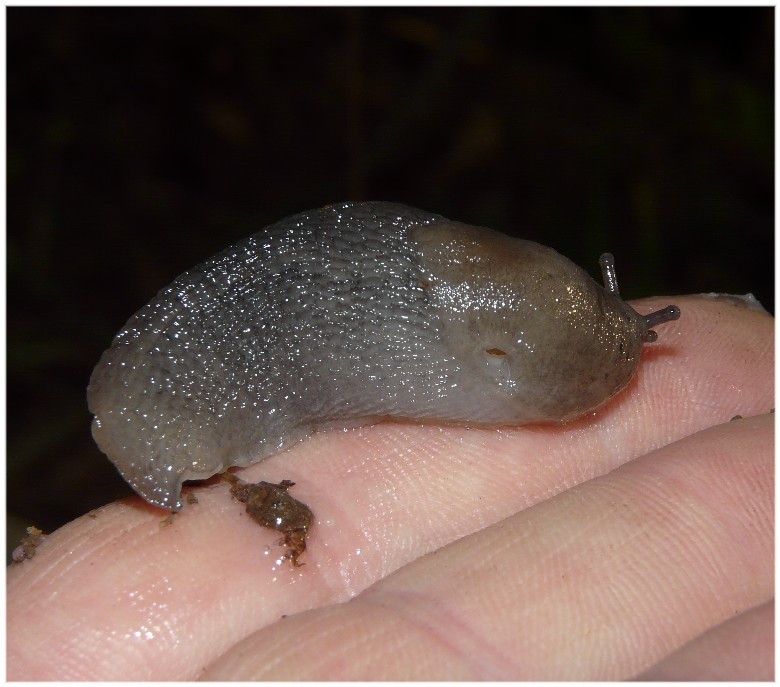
top-left (7, 7), bottom-right (773, 551)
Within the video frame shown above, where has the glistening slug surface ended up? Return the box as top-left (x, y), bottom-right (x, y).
top-left (88, 201), bottom-right (680, 511)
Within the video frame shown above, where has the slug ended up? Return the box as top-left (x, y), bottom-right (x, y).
top-left (88, 201), bottom-right (680, 511)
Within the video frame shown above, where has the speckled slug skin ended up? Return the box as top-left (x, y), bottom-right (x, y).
top-left (88, 201), bottom-right (673, 510)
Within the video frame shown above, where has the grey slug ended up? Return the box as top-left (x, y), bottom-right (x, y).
top-left (88, 201), bottom-right (680, 510)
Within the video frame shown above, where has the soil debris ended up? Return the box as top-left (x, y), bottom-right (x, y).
top-left (222, 473), bottom-right (313, 567)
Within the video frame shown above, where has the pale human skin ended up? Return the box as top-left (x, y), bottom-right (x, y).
top-left (7, 296), bottom-right (773, 680)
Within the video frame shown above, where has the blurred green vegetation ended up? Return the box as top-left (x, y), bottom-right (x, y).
top-left (7, 7), bottom-right (773, 546)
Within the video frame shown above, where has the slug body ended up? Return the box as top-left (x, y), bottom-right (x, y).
top-left (88, 201), bottom-right (679, 510)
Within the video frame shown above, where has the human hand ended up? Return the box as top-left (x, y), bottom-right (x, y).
top-left (7, 295), bottom-right (773, 680)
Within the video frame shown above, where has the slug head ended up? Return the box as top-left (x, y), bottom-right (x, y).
top-left (598, 253), bottom-right (680, 342)
top-left (411, 222), bottom-right (680, 424)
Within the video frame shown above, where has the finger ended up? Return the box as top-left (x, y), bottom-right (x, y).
top-left (202, 414), bottom-right (773, 680)
top-left (635, 599), bottom-right (774, 680)
top-left (7, 296), bottom-right (772, 680)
